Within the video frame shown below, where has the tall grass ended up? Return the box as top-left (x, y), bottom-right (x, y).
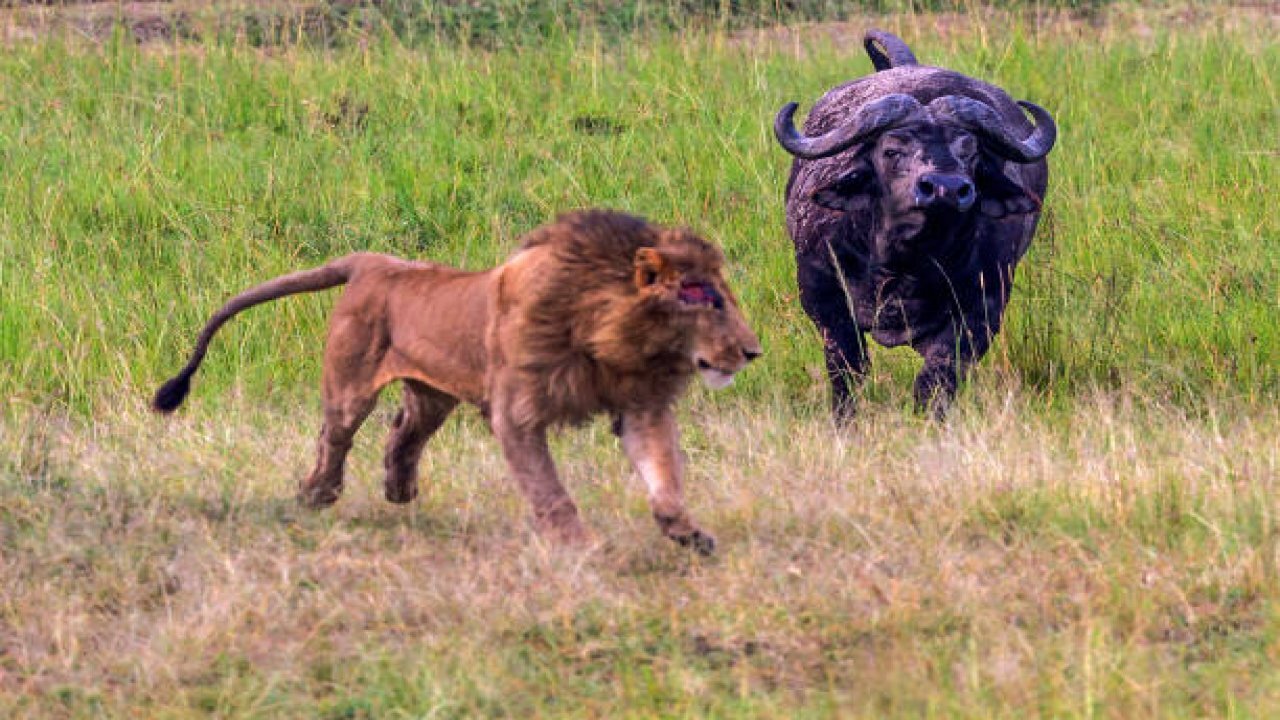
top-left (3, 1), bottom-right (1122, 50)
top-left (0, 5), bottom-right (1274, 415)
top-left (3, 393), bottom-right (1279, 716)
top-left (1, 3), bottom-right (1278, 717)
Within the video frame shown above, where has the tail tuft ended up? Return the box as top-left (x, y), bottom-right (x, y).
top-left (152, 372), bottom-right (193, 413)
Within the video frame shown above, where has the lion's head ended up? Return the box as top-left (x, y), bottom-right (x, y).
top-left (631, 229), bottom-right (761, 389)
top-left (498, 211), bottom-right (762, 427)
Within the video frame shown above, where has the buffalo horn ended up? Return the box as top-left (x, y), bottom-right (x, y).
top-left (927, 96), bottom-right (1057, 163)
top-left (774, 94), bottom-right (923, 160)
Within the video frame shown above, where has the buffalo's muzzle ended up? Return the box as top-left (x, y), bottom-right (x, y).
top-left (914, 173), bottom-right (976, 212)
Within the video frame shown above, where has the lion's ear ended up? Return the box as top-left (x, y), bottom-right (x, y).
top-left (634, 247), bottom-right (668, 289)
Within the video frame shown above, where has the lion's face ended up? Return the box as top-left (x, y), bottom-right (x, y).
top-left (682, 278), bottom-right (761, 389)
top-left (634, 234), bottom-right (762, 389)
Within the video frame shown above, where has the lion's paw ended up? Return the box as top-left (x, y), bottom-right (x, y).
top-left (673, 529), bottom-right (717, 557)
top-left (298, 483), bottom-right (342, 509)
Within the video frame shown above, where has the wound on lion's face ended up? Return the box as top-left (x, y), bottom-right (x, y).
top-left (678, 281), bottom-right (724, 310)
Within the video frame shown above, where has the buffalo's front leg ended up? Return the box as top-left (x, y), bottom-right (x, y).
top-left (491, 406), bottom-right (587, 545)
top-left (913, 349), bottom-right (959, 418)
top-left (913, 324), bottom-right (992, 418)
top-left (798, 254), bottom-right (869, 422)
top-left (619, 407), bottom-right (714, 555)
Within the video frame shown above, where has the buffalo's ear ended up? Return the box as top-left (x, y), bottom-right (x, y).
top-left (634, 247), bottom-right (669, 289)
top-left (975, 154), bottom-right (1042, 218)
top-left (810, 166), bottom-right (874, 213)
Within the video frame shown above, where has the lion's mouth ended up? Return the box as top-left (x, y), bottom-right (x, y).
top-left (696, 358), bottom-right (735, 389)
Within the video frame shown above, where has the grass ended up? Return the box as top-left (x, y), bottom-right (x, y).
top-left (1, 2), bottom-right (1278, 716)
top-left (0, 4), bottom-right (1275, 412)
top-left (1, 1), bottom-right (1122, 49)
top-left (5, 393), bottom-right (1280, 716)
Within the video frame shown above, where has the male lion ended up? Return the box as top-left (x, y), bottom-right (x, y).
top-left (153, 210), bottom-right (761, 553)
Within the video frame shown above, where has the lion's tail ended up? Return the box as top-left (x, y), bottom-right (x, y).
top-left (152, 254), bottom-right (370, 413)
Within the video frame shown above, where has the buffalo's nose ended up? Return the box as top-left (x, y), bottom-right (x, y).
top-left (915, 173), bottom-right (976, 211)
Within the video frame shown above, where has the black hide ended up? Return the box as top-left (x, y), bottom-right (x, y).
top-left (776, 30), bottom-right (1056, 418)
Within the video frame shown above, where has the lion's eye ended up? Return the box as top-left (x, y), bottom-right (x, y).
top-left (678, 281), bottom-right (723, 309)
top-left (883, 148), bottom-right (903, 160)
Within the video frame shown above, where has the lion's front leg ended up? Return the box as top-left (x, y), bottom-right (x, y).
top-left (491, 407), bottom-right (588, 546)
top-left (619, 406), bottom-right (715, 555)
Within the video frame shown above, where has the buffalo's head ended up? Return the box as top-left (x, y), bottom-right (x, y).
top-left (775, 94), bottom-right (1056, 237)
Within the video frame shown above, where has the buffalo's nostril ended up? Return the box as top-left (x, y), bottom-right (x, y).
top-left (918, 174), bottom-right (975, 210)
top-left (743, 348), bottom-right (762, 362)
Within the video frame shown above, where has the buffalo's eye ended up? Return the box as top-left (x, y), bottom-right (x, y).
top-left (952, 135), bottom-right (978, 160)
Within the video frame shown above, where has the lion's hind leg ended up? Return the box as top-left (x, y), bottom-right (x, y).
top-left (299, 317), bottom-right (385, 508)
top-left (383, 380), bottom-right (459, 504)
top-left (300, 390), bottom-right (379, 508)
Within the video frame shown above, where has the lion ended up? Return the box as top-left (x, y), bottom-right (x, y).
top-left (152, 210), bottom-right (762, 553)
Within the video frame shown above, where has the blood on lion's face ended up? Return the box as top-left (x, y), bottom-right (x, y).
top-left (681, 277), bottom-right (761, 389)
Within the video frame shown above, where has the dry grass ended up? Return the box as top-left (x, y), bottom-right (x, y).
top-left (4, 386), bottom-right (1279, 716)
top-left (0, 2), bottom-right (1275, 716)
top-left (732, 2), bottom-right (1280, 52)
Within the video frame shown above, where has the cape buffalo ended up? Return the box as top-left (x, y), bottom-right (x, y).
top-left (774, 29), bottom-right (1057, 419)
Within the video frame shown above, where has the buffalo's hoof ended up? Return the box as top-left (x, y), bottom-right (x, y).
top-left (673, 529), bottom-right (717, 557)
top-left (913, 394), bottom-right (952, 422)
top-left (832, 402), bottom-right (858, 426)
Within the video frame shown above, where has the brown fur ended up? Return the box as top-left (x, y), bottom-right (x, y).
top-left (152, 210), bottom-right (761, 553)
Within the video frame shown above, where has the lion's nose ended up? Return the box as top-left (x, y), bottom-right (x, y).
top-left (742, 347), bottom-right (762, 363)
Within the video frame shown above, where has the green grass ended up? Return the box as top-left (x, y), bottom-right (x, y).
top-left (2, 1), bottom-right (1124, 50)
top-left (1, 3), bottom-right (1278, 717)
top-left (0, 4), bottom-right (1275, 413)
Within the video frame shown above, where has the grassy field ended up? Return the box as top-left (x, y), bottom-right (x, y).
top-left (2, 2), bottom-right (1278, 717)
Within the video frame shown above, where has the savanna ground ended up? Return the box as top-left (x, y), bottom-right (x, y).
top-left (1, 1), bottom-right (1278, 716)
